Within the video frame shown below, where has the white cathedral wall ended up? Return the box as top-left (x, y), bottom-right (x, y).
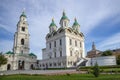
top-left (40, 31), bottom-right (86, 68)
top-left (43, 33), bottom-right (67, 60)
top-left (82, 41), bottom-right (85, 58)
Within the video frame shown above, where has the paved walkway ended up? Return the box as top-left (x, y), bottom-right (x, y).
top-left (0, 69), bottom-right (85, 75)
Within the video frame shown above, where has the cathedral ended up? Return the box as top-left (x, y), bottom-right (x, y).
top-left (0, 11), bottom-right (37, 71)
top-left (0, 11), bottom-right (116, 71)
top-left (38, 11), bottom-right (85, 68)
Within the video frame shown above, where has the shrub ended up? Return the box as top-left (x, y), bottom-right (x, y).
top-left (92, 62), bottom-right (100, 77)
top-left (116, 55), bottom-right (120, 65)
top-left (101, 50), bottom-right (112, 56)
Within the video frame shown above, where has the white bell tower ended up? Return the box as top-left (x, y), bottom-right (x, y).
top-left (13, 11), bottom-right (30, 55)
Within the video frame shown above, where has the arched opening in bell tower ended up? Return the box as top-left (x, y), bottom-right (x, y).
top-left (21, 39), bottom-right (24, 45)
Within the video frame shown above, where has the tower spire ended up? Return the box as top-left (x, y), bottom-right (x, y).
top-left (20, 8), bottom-right (27, 18)
top-left (92, 42), bottom-right (96, 50)
top-left (23, 8), bottom-right (25, 12)
top-left (63, 10), bottom-right (66, 16)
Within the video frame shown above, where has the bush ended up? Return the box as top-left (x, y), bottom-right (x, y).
top-left (92, 62), bottom-right (100, 77)
top-left (80, 65), bottom-right (120, 70)
top-left (101, 50), bottom-right (112, 56)
top-left (116, 55), bottom-right (120, 65)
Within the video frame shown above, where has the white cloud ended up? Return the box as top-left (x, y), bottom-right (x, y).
top-left (98, 32), bottom-right (120, 50)
top-left (0, 0), bottom-right (120, 59)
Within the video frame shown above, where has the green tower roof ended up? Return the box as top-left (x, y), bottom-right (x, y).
top-left (29, 53), bottom-right (36, 57)
top-left (60, 11), bottom-right (69, 20)
top-left (73, 18), bottom-right (80, 26)
top-left (5, 51), bottom-right (14, 54)
top-left (49, 18), bottom-right (56, 27)
top-left (20, 11), bottom-right (27, 18)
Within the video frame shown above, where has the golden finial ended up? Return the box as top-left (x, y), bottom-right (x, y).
top-left (52, 17), bottom-right (54, 22)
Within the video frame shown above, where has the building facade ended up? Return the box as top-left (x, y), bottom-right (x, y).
top-left (39, 11), bottom-right (85, 68)
top-left (0, 11), bottom-right (37, 71)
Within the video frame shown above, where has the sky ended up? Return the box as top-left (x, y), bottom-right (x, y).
top-left (0, 0), bottom-right (120, 59)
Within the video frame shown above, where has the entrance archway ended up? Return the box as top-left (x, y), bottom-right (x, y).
top-left (30, 64), bottom-right (34, 69)
top-left (22, 61), bottom-right (24, 70)
top-left (7, 64), bottom-right (11, 70)
top-left (18, 60), bottom-right (25, 70)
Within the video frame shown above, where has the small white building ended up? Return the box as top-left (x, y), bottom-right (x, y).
top-left (86, 56), bottom-right (116, 66)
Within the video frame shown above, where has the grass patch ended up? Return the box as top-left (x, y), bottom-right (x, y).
top-left (79, 65), bottom-right (120, 73)
top-left (0, 74), bottom-right (120, 80)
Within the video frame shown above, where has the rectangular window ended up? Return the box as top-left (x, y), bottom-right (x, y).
top-left (70, 51), bottom-right (72, 56)
top-left (75, 40), bottom-right (77, 47)
top-left (60, 51), bottom-right (62, 57)
top-left (60, 39), bottom-right (62, 45)
top-left (54, 52), bottom-right (56, 58)
top-left (80, 42), bottom-right (82, 47)
top-left (21, 50), bottom-right (23, 54)
top-left (49, 56), bottom-right (51, 59)
top-left (70, 39), bottom-right (72, 45)
top-left (49, 43), bottom-right (51, 49)
top-left (54, 41), bottom-right (56, 47)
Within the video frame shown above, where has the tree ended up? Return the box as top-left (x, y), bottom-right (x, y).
top-left (92, 62), bottom-right (100, 77)
top-left (116, 54), bottom-right (120, 65)
top-left (0, 52), bottom-right (7, 67)
top-left (101, 50), bottom-right (112, 56)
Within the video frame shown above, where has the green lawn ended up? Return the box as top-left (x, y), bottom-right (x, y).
top-left (0, 74), bottom-right (120, 80)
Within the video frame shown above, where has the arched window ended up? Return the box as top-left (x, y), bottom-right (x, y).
top-left (21, 39), bottom-right (24, 45)
top-left (21, 27), bottom-right (25, 31)
top-left (69, 39), bottom-right (72, 45)
top-left (64, 21), bottom-right (67, 27)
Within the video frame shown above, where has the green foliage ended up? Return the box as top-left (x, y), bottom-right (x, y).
top-left (101, 50), bottom-right (112, 56)
top-left (1, 74), bottom-right (120, 80)
top-left (80, 65), bottom-right (120, 73)
top-left (116, 55), bottom-right (120, 65)
top-left (80, 65), bottom-right (120, 70)
top-left (0, 52), bottom-right (7, 67)
top-left (92, 62), bottom-right (100, 77)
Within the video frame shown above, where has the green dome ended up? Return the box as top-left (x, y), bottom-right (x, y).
top-left (6, 51), bottom-right (14, 54)
top-left (60, 11), bottom-right (69, 20)
top-left (29, 53), bottom-right (36, 57)
top-left (49, 18), bottom-right (56, 27)
top-left (20, 11), bottom-right (27, 18)
top-left (73, 18), bottom-right (80, 26)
